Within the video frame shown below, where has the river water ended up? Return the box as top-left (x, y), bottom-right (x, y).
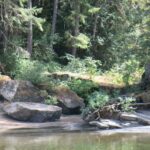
top-left (0, 130), bottom-right (150, 150)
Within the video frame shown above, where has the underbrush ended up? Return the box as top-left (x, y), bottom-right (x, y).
top-left (1, 52), bottom-right (142, 113)
top-left (13, 58), bottom-right (61, 84)
top-left (63, 54), bottom-right (101, 77)
top-left (104, 59), bottom-right (144, 85)
top-left (86, 90), bottom-right (110, 109)
top-left (59, 78), bottom-right (99, 99)
top-left (14, 59), bottom-right (48, 84)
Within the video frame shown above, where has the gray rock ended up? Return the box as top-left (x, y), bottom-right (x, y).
top-left (134, 111), bottom-right (150, 125)
top-left (3, 102), bottom-right (62, 122)
top-left (120, 112), bottom-right (150, 125)
top-left (138, 117), bottom-right (150, 125)
top-left (52, 86), bottom-right (85, 114)
top-left (0, 80), bottom-right (45, 102)
top-left (0, 80), bottom-right (18, 101)
top-left (89, 121), bottom-right (109, 129)
top-left (100, 119), bottom-right (122, 129)
top-left (120, 112), bottom-right (138, 121)
top-left (89, 119), bottom-right (122, 129)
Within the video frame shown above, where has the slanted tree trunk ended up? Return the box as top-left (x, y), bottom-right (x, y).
top-left (72, 0), bottom-right (80, 57)
top-left (51, 0), bottom-right (59, 50)
top-left (27, 0), bottom-right (33, 55)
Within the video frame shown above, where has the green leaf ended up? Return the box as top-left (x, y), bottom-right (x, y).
top-left (74, 33), bottom-right (90, 49)
top-left (88, 7), bottom-right (100, 14)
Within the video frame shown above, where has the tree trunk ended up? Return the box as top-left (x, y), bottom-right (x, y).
top-left (51, 0), bottom-right (59, 50)
top-left (51, 0), bottom-right (58, 36)
top-left (93, 1), bottom-right (100, 39)
top-left (93, 14), bottom-right (98, 39)
top-left (0, 0), bottom-right (7, 50)
top-left (72, 0), bottom-right (80, 57)
top-left (27, 0), bottom-right (33, 56)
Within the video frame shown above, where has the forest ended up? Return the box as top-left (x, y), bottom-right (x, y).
top-left (0, 0), bottom-right (150, 76)
top-left (0, 0), bottom-right (150, 126)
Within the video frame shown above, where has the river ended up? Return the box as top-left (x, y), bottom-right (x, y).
top-left (0, 130), bottom-right (150, 150)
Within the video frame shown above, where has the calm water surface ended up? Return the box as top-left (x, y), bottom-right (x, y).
top-left (0, 130), bottom-right (150, 150)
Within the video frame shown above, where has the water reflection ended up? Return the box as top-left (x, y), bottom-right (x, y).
top-left (0, 132), bottom-right (150, 150)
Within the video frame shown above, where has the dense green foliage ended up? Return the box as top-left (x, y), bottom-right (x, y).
top-left (0, 0), bottom-right (149, 68)
top-left (63, 79), bottom-right (99, 99)
top-left (87, 91), bottom-right (109, 109)
top-left (119, 97), bottom-right (136, 112)
top-left (0, 0), bottom-right (149, 112)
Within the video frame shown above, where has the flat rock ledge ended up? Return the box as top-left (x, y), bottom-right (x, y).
top-left (1, 102), bottom-right (150, 134)
top-left (3, 102), bottom-right (62, 122)
top-left (120, 111), bottom-right (150, 125)
top-left (88, 110), bottom-right (150, 130)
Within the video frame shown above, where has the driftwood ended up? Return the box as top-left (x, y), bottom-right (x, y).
top-left (83, 103), bottom-right (121, 122)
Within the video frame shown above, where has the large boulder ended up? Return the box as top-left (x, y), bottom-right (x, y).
top-left (0, 80), bottom-right (45, 102)
top-left (0, 75), bottom-right (11, 84)
top-left (52, 86), bottom-right (85, 115)
top-left (0, 76), bottom-right (11, 99)
top-left (3, 102), bottom-right (62, 122)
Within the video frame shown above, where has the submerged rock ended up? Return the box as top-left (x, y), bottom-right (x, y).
top-left (3, 102), bottom-right (62, 122)
top-left (0, 80), bottom-right (45, 102)
top-left (52, 86), bottom-right (85, 115)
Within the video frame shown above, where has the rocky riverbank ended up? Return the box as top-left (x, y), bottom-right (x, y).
top-left (1, 105), bottom-right (150, 135)
top-left (1, 112), bottom-right (150, 135)
top-left (1, 75), bottom-right (150, 135)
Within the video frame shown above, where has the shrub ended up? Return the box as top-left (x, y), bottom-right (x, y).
top-left (0, 51), bottom-right (19, 76)
top-left (87, 91), bottom-right (109, 109)
top-left (61, 79), bottom-right (99, 99)
top-left (14, 59), bottom-right (49, 84)
top-left (45, 95), bottom-right (58, 105)
top-left (64, 54), bottom-right (101, 77)
top-left (119, 97), bottom-right (136, 112)
top-left (46, 61), bottom-right (61, 73)
top-left (105, 58), bottom-right (143, 85)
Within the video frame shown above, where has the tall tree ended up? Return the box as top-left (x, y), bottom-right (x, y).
top-left (51, 0), bottom-right (59, 37)
top-left (27, 0), bottom-right (33, 55)
top-left (72, 0), bottom-right (80, 56)
top-left (51, 0), bottom-right (59, 50)
top-left (92, 1), bottom-right (100, 39)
